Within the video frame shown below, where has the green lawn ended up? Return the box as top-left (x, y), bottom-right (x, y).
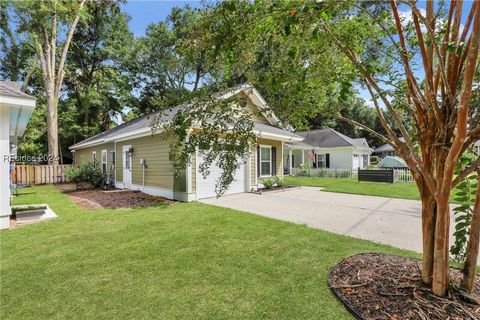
top-left (285, 176), bottom-right (420, 201)
top-left (1, 185), bottom-right (416, 320)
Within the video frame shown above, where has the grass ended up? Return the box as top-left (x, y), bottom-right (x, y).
top-left (1, 185), bottom-right (417, 320)
top-left (285, 176), bottom-right (420, 201)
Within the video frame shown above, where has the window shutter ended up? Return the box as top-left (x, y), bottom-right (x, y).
top-left (257, 146), bottom-right (260, 177)
top-left (272, 147), bottom-right (276, 176)
top-left (326, 153), bottom-right (330, 168)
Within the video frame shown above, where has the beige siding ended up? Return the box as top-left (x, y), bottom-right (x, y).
top-left (116, 134), bottom-right (174, 189)
top-left (245, 100), bottom-right (270, 124)
top-left (251, 138), bottom-right (283, 185)
top-left (73, 143), bottom-right (115, 173)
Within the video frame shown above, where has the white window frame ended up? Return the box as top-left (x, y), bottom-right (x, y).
top-left (259, 145), bottom-right (272, 177)
top-left (317, 153), bottom-right (326, 168)
top-left (101, 149), bottom-right (108, 174)
top-left (92, 151), bottom-right (97, 163)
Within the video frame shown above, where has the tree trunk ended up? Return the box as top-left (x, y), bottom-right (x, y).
top-left (461, 175), bottom-right (480, 293)
top-left (421, 192), bottom-right (436, 285)
top-left (46, 91), bottom-right (59, 166)
top-left (432, 194), bottom-right (451, 296)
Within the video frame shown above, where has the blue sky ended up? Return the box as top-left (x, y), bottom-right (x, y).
top-left (121, 1), bottom-right (204, 36)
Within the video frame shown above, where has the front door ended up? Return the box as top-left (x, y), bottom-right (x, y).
top-left (122, 145), bottom-right (132, 189)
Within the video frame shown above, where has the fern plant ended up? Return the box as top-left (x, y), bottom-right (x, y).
top-left (450, 152), bottom-right (477, 263)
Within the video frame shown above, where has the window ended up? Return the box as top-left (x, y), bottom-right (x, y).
top-left (260, 146), bottom-right (272, 177)
top-left (101, 150), bottom-right (107, 174)
top-left (317, 154), bottom-right (326, 168)
top-left (92, 151), bottom-right (97, 163)
top-left (125, 150), bottom-right (131, 170)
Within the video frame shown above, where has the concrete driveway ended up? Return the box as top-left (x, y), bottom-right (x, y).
top-left (201, 186), bottom-right (456, 255)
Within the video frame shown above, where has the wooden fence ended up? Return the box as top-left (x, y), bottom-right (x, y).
top-left (11, 165), bottom-right (73, 185)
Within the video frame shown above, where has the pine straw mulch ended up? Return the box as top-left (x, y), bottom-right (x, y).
top-left (65, 189), bottom-right (174, 210)
top-left (328, 253), bottom-right (480, 320)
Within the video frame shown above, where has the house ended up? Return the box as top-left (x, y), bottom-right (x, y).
top-left (0, 81), bottom-right (36, 229)
top-left (283, 128), bottom-right (372, 174)
top-left (70, 84), bottom-right (303, 201)
top-left (372, 137), bottom-right (405, 158)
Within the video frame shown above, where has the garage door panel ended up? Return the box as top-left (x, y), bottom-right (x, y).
top-left (196, 153), bottom-right (247, 199)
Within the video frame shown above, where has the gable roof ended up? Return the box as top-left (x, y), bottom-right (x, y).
top-left (70, 84), bottom-right (301, 150)
top-left (297, 128), bottom-right (370, 149)
top-left (0, 81), bottom-right (36, 100)
top-left (373, 137), bottom-right (405, 153)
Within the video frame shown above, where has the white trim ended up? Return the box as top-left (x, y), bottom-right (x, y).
top-left (101, 149), bottom-right (107, 174)
top-left (0, 95), bottom-right (36, 107)
top-left (253, 130), bottom-right (303, 142)
top-left (259, 145), bottom-right (272, 178)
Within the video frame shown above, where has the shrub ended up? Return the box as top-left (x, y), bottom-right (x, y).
top-left (370, 156), bottom-right (379, 165)
top-left (65, 161), bottom-right (105, 189)
top-left (262, 178), bottom-right (275, 189)
top-left (274, 176), bottom-right (285, 187)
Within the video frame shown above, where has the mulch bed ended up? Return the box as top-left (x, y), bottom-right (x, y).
top-left (328, 253), bottom-right (480, 320)
top-left (65, 189), bottom-right (173, 210)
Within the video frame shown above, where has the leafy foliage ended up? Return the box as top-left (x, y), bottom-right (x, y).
top-left (65, 161), bottom-right (105, 189)
top-left (155, 88), bottom-right (256, 196)
top-left (262, 178), bottom-right (275, 190)
top-left (450, 152), bottom-right (478, 263)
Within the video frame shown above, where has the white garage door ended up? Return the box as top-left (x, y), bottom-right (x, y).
top-left (196, 153), bottom-right (247, 199)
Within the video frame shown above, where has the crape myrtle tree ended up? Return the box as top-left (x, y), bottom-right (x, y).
top-left (161, 0), bottom-right (480, 297)
top-left (316, 0), bottom-right (480, 296)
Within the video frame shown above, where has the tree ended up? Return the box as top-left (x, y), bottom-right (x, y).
top-left (317, 1), bottom-right (480, 296)
top-left (62, 0), bottom-right (134, 154)
top-left (11, 0), bottom-right (87, 165)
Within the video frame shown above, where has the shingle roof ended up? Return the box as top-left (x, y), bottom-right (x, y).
top-left (373, 137), bottom-right (405, 153)
top-left (71, 85), bottom-right (301, 149)
top-left (297, 128), bottom-right (370, 149)
top-left (0, 81), bottom-right (36, 100)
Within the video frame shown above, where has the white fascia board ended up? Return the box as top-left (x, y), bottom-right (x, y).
top-left (254, 130), bottom-right (304, 142)
top-left (0, 95), bottom-right (36, 108)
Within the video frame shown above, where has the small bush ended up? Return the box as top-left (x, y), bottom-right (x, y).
top-left (370, 156), bottom-right (379, 165)
top-left (262, 178), bottom-right (275, 189)
top-left (65, 161), bottom-right (105, 189)
top-left (274, 176), bottom-right (285, 187)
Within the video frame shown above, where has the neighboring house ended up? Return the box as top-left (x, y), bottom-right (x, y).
top-left (283, 128), bottom-right (372, 174)
top-left (372, 137), bottom-right (405, 158)
top-left (70, 84), bottom-right (303, 201)
top-left (0, 81), bottom-right (36, 229)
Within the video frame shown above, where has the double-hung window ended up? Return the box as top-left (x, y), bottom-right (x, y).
top-left (260, 146), bottom-right (272, 177)
top-left (101, 150), bottom-right (107, 174)
top-left (317, 154), bottom-right (326, 168)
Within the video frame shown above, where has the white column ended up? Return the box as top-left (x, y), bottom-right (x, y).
top-left (0, 106), bottom-right (11, 229)
top-left (301, 150), bottom-right (305, 165)
top-left (289, 149), bottom-right (292, 175)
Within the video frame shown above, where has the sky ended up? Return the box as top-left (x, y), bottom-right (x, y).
top-left (121, 1), bottom-right (204, 36)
